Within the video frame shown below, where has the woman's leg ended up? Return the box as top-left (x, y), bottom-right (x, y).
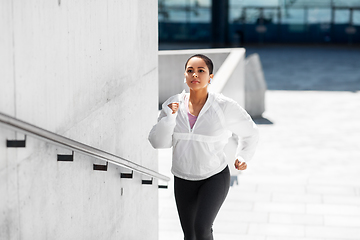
top-left (174, 166), bottom-right (230, 240)
top-left (194, 166), bottom-right (230, 240)
top-left (174, 176), bottom-right (201, 240)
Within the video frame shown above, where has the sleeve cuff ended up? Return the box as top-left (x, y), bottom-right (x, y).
top-left (163, 104), bottom-right (178, 122)
top-left (235, 156), bottom-right (246, 163)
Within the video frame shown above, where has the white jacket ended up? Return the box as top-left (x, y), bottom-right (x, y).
top-left (149, 91), bottom-right (259, 180)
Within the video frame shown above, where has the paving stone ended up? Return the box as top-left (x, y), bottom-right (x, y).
top-left (256, 184), bottom-right (306, 194)
top-left (306, 185), bottom-right (356, 195)
top-left (217, 210), bottom-right (268, 223)
top-left (159, 230), bottom-right (183, 240)
top-left (159, 209), bottom-right (179, 220)
top-left (254, 202), bottom-right (306, 214)
top-left (215, 233), bottom-right (266, 240)
top-left (322, 195), bottom-right (360, 205)
top-left (230, 182), bottom-right (258, 192)
top-left (212, 220), bottom-right (248, 234)
top-left (308, 174), bottom-right (360, 187)
top-left (266, 237), bottom-right (324, 240)
top-left (226, 191), bottom-right (272, 202)
top-left (324, 215), bottom-right (360, 227)
top-left (306, 204), bottom-right (360, 216)
top-left (239, 175), bottom-right (309, 185)
top-left (272, 193), bottom-right (322, 204)
top-left (306, 226), bottom-right (360, 239)
top-left (248, 223), bottom-right (305, 237)
top-left (269, 213), bottom-right (324, 225)
top-left (159, 218), bottom-right (181, 231)
top-left (221, 200), bottom-right (254, 211)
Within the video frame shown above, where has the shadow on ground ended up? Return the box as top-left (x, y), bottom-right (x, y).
top-left (253, 117), bottom-right (273, 125)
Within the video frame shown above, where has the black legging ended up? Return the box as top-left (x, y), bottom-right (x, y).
top-left (174, 166), bottom-right (230, 240)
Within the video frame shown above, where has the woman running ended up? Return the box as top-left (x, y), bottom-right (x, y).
top-left (149, 54), bottom-right (259, 240)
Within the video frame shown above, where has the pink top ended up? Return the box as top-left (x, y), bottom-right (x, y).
top-left (185, 96), bottom-right (198, 129)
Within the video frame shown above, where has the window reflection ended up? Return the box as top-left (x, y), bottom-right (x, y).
top-left (159, 0), bottom-right (360, 44)
top-left (308, 8), bottom-right (331, 23)
top-left (354, 10), bottom-right (360, 26)
top-left (282, 8), bottom-right (306, 24)
top-left (263, 8), bottom-right (279, 24)
top-left (159, 0), bottom-right (211, 23)
top-left (334, 9), bottom-right (350, 24)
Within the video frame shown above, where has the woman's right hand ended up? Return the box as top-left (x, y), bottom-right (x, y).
top-left (234, 159), bottom-right (247, 170)
top-left (167, 103), bottom-right (179, 114)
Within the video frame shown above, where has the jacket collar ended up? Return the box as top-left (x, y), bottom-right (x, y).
top-left (179, 90), bottom-right (215, 117)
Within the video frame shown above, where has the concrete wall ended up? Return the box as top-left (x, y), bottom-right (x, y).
top-left (0, 1), bottom-right (159, 239)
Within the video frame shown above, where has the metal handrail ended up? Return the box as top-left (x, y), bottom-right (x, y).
top-left (0, 112), bottom-right (170, 182)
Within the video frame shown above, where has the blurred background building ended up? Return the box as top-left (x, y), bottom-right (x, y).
top-left (159, 0), bottom-right (360, 47)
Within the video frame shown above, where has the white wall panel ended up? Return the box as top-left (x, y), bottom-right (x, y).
top-left (0, 0), bottom-right (159, 239)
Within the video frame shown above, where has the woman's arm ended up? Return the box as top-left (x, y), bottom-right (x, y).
top-left (225, 100), bottom-right (259, 165)
top-left (148, 103), bottom-right (179, 149)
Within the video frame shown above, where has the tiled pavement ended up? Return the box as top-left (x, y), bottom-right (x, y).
top-left (157, 46), bottom-right (360, 240)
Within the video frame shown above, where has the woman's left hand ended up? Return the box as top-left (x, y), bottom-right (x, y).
top-left (234, 159), bottom-right (247, 170)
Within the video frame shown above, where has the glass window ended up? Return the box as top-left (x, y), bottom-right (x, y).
top-left (230, 7), bottom-right (280, 24)
top-left (264, 8), bottom-right (280, 24)
top-left (230, 0), bottom-right (242, 8)
top-left (333, 0), bottom-right (360, 8)
top-left (282, 8), bottom-right (306, 24)
top-left (191, 0), bottom-right (210, 7)
top-left (168, 10), bottom-right (188, 22)
top-left (159, 0), bottom-right (212, 23)
top-left (188, 0), bottom-right (211, 23)
top-left (230, 0), bottom-right (279, 7)
top-left (159, 0), bottom-right (188, 23)
top-left (308, 8), bottom-right (331, 23)
top-left (230, 7), bottom-right (245, 23)
top-left (245, 8), bottom-right (262, 24)
top-left (352, 10), bottom-right (360, 26)
top-left (334, 9), bottom-right (350, 24)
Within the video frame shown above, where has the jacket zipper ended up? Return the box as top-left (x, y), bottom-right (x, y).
top-left (183, 92), bottom-right (210, 133)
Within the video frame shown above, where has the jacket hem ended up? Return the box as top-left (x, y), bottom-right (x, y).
top-left (171, 162), bottom-right (228, 181)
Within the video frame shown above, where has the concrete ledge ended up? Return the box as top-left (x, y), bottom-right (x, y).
top-left (209, 48), bottom-right (246, 107)
top-left (245, 53), bottom-right (267, 118)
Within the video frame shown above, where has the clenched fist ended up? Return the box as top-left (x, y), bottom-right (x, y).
top-left (167, 103), bottom-right (179, 114)
top-left (234, 159), bottom-right (247, 170)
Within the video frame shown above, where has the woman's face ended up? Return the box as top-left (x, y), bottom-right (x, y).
top-left (184, 57), bottom-right (214, 91)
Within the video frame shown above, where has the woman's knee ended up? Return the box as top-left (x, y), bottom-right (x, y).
top-left (194, 222), bottom-right (213, 240)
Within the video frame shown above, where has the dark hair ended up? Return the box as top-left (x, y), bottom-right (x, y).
top-left (185, 54), bottom-right (214, 74)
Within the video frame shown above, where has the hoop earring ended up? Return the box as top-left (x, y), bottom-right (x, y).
top-left (209, 78), bottom-right (213, 84)
top-left (184, 78), bottom-right (187, 83)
